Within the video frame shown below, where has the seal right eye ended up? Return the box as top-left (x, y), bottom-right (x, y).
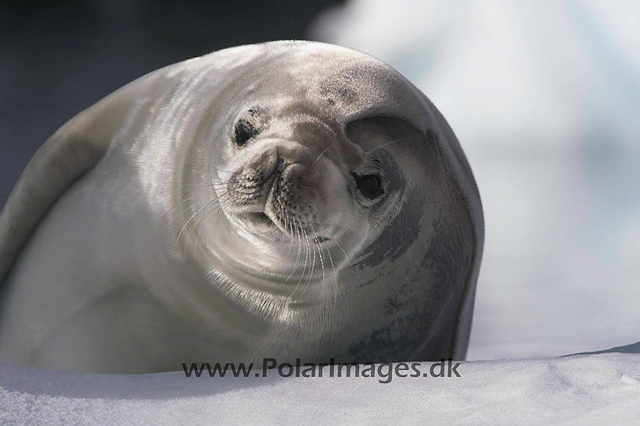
top-left (353, 173), bottom-right (384, 200)
top-left (234, 119), bottom-right (258, 147)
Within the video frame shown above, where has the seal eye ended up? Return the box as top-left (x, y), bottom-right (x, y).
top-left (234, 119), bottom-right (258, 147)
top-left (353, 173), bottom-right (384, 199)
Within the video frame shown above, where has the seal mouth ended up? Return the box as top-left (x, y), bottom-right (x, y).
top-left (233, 168), bottom-right (332, 243)
top-left (243, 212), bottom-right (277, 230)
top-left (242, 212), bottom-right (332, 244)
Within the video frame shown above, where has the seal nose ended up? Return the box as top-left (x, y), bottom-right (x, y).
top-left (255, 148), bottom-right (280, 181)
top-left (268, 163), bottom-right (323, 231)
top-left (226, 147), bottom-right (282, 210)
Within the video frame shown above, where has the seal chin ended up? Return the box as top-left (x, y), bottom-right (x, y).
top-left (241, 210), bottom-right (333, 245)
top-left (242, 211), bottom-right (277, 231)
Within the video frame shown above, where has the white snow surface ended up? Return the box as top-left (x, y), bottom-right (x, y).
top-left (1, 352), bottom-right (640, 425)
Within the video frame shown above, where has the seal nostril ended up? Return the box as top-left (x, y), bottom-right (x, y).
top-left (234, 118), bottom-right (258, 147)
top-left (313, 236), bottom-right (329, 244)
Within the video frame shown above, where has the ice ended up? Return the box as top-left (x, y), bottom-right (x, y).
top-left (2, 351), bottom-right (640, 425)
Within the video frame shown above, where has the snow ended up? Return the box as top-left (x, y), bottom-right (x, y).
top-left (1, 351), bottom-right (640, 425)
top-left (310, 0), bottom-right (640, 360)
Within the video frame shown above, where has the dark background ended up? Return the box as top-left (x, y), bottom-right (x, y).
top-left (0, 0), bottom-right (343, 205)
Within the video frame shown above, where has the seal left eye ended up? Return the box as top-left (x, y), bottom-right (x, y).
top-left (234, 119), bottom-right (258, 147)
top-left (353, 173), bottom-right (384, 199)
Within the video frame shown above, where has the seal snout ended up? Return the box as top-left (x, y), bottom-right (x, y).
top-left (266, 163), bottom-right (324, 235)
top-left (226, 149), bottom-right (280, 212)
top-left (224, 136), bottom-right (348, 243)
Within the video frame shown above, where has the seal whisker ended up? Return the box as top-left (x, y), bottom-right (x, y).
top-left (296, 228), bottom-right (316, 301)
top-left (291, 223), bottom-right (310, 300)
top-left (271, 214), bottom-right (296, 283)
top-left (305, 227), bottom-right (317, 291)
top-left (326, 246), bottom-right (339, 305)
top-left (174, 202), bottom-right (207, 249)
top-left (157, 182), bottom-right (236, 238)
top-left (275, 216), bottom-right (304, 293)
top-left (309, 222), bottom-right (326, 285)
top-left (180, 197), bottom-right (219, 257)
top-left (302, 226), bottom-right (316, 298)
top-left (311, 143), bottom-right (333, 168)
top-left (271, 215), bottom-right (297, 266)
top-left (310, 222), bottom-right (338, 303)
top-left (191, 198), bottom-right (224, 257)
top-left (159, 196), bottom-right (201, 233)
top-left (210, 191), bottom-right (242, 246)
top-left (281, 219), bottom-right (301, 296)
top-left (364, 136), bottom-right (412, 154)
top-left (158, 188), bottom-right (218, 229)
top-left (291, 219), bottom-right (313, 301)
top-left (331, 237), bottom-right (352, 268)
top-left (296, 183), bottom-right (321, 198)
